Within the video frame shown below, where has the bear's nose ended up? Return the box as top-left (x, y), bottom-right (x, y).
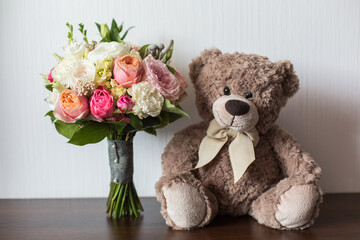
top-left (225, 100), bottom-right (250, 116)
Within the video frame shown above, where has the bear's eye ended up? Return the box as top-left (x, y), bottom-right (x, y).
top-left (245, 91), bottom-right (253, 99)
top-left (224, 86), bottom-right (231, 95)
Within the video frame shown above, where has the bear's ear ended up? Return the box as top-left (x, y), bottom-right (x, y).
top-left (276, 60), bottom-right (300, 98)
top-left (189, 48), bottom-right (222, 84)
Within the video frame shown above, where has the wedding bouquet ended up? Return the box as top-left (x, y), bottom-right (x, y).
top-left (41, 19), bottom-right (188, 218)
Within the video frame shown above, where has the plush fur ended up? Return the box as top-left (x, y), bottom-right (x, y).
top-left (155, 49), bottom-right (322, 230)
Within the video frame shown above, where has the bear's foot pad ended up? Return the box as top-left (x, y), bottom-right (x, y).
top-left (275, 184), bottom-right (320, 229)
top-left (163, 182), bottom-right (206, 229)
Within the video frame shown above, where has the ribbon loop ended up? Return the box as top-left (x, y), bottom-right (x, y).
top-left (193, 119), bottom-right (259, 183)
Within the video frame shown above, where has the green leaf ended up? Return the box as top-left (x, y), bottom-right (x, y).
top-left (110, 25), bottom-right (123, 43)
top-left (110, 31), bottom-right (122, 43)
top-left (168, 112), bottom-right (182, 123)
top-left (118, 22), bottom-right (123, 32)
top-left (144, 128), bottom-right (157, 136)
top-left (166, 40), bottom-right (174, 63)
top-left (138, 44), bottom-right (149, 59)
top-left (129, 114), bottom-right (143, 130)
top-left (165, 45), bottom-right (173, 63)
top-left (66, 22), bottom-right (74, 44)
top-left (45, 111), bottom-right (56, 122)
top-left (111, 19), bottom-right (118, 31)
top-left (166, 65), bottom-right (175, 74)
top-left (95, 23), bottom-right (101, 33)
top-left (107, 121), bottom-right (127, 135)
top-left (78, 23), bottom-right (88, 44)
top-left (121, 26), bottom-right (134, 40)
top-left (68, 122), bottom-right (109, 145)
top-left (157, 111), bottom-right (170, 128)
top-left (45, 84), bottom-right (53, 91)
top-left (54, 120), bottom-right (81, 139)
top-left (122, 124), bottom-right (136, 134)
top-left (162, 99), bottom-right (189, 118)
top-left (53, 53), bottom-right (63, 63)
top-left (142, 116), bottom-right (160, 128)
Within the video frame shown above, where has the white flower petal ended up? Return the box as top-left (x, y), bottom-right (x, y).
top-left (87, 42), bottom-right (131, 63)
top-left (51, 58), bottom-right (77, 89)
top-left (46, 90), bottom-right (60, 110)
top-left (132, 82), bottom-right (164, 119)
top-left (62, 41), bottom-right (88, 59)
top-left (70, 59), bottom-right (96, 89)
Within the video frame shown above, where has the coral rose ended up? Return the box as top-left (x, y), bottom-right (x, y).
top-left (113, 54), bottom-right (142, 88)
top-left (54, 89), bottom-right (89, 123)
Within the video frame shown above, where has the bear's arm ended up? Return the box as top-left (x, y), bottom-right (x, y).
top-left (161, 121), bottom-right (208, 176)
top-left (264, 124), bottom-right (321, 181)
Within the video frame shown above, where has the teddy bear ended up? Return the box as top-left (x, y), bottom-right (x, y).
top-left (155, 49), bottom-right (322, 230)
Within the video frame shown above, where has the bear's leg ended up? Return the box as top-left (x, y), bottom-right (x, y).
top-left (249, 177), bottom-right (322, 230)
top-left (155, 172), bottom-right (218, 230)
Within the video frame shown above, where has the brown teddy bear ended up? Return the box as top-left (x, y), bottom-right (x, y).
top-left (155, 49), bottom-right (322, 230)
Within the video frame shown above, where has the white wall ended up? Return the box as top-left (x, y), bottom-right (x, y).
top-left (0, 0), bottom-right (359, 198)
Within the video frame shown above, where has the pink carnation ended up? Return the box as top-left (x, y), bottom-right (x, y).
top-left (141, 55), bottom-right (187, 103)
top-left (89, 86), bottom-right (114, 121)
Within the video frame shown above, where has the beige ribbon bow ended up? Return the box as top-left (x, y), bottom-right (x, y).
top-left (194, 119), bottom-right (259, 183)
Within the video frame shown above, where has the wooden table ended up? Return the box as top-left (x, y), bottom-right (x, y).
top-left (0, 194), bottom-right (359, 240)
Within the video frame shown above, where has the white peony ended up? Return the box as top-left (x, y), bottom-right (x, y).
top-left (69, 59), bottom-right (96, 89)
top-left (63, 41), bottom-right (88, 59)
top-left (87, 42), bottom-right (131, 63)
top-left (131, 81), bottom-right (164, 119)
top-left (51, 57), bottom-right (77, 89)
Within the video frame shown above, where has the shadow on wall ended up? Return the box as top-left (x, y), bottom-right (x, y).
top-left (279, 88), bottom-right (360, 193)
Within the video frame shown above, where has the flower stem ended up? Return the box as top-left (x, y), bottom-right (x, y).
top-left (119, 184), bottom-right (128, 216)
top-left (106, 182), bottom-right (143, 218)
top-left (113, 184), bottom-right (125, 218)
top-left (129, 183), bottom-right (139, 217)
top-left (132, 182), bottom-right (144, 211)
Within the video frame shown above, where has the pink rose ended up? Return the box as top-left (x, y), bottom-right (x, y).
top-left (113, 54), bottom-right (142, 88)
top-left (117, 95), bottom-right (134, 113)
top-left (142, 55), bottom-right (186, 103)
top-left (173, 70), bottom-right (188, 103)
top-left (48, 67), bottom-right (54, 82)
top-left (174, 71), bottom-right (188, 90)
top-left (90, 86), bottom-right (114, 121)
top-left (54, 89), bottom-right (89, 123)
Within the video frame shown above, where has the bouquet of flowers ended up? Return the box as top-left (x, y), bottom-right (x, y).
top-left (41, 19), bottom-right (188, 218)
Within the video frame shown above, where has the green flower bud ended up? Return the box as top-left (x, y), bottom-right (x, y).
top-left (100, 24), bottom-right (110, 38)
